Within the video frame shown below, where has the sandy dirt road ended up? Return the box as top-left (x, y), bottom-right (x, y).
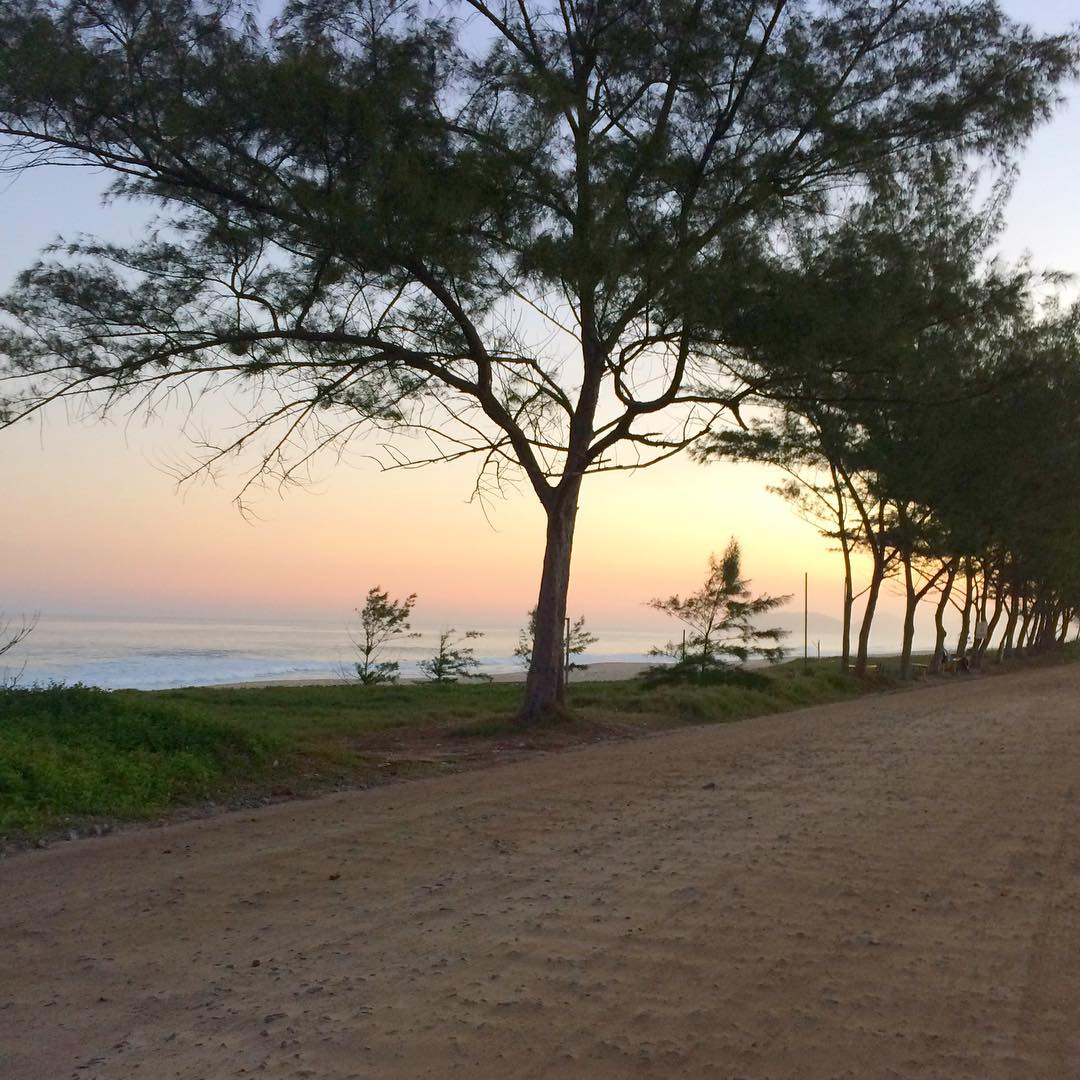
top-left (2, 665), bottom-right (1078, 1080)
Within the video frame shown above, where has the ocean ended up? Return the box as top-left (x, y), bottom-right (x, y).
top-left (3, 612), bottom-right (938, 691)
top-left (6, 614), bottom-right (668, 690)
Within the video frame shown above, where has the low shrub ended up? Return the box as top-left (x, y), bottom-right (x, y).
top-left (640, 661), bottom-right (772, 691)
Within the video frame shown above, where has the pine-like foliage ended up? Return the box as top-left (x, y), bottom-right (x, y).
top-left (418, 629), bottom-right (489, 683)
top-left (351, 586), bottom-right (417, 685)
top-left (514, 609), bottom-right (597, 672)
top-left (649, 540), bottom-right (789, 678)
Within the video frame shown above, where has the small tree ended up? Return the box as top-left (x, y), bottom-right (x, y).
top-left (649, 541), bottom-right (789, 678)
top-left (419, 629), bottom-right (490, 684)
top-left (515, 609), bottom-right (598, 679)
top-left (350, 587), bottom-right (417, 685)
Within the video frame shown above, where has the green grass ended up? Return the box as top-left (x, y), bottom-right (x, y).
top-left (0, 684), bottom-right (274, 834)
top-left (0, 662), bottom-right (867, 841)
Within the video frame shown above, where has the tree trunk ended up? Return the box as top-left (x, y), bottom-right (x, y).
top-left (1032, 605), bottom-right (1052, 649)
top-left (830, 464), bottom-right (853, 672)
top-left (929, 562), bottom-right (957, 674)
top-left (518, 301), bottom-right (602, 723)
top-left (841, 565), bottom-right (853, 673)
top-left (977, 591), bottom-right (1004, 667)
top-left (997, 594), bottom-right (1018, 662)
top-left (1042, 605), bottom-right (1060, 648)
top-left (1015, 595), bottom-right (1032, 654)
top-left (1028, 605), bottom-right (1045, 651)
top-left (1045, 604), bottom-right (1062, 643)
top-left (971, 570), bottom-right (988, 666)
top-left (1058, 608), bottom-right (1073, 646)
top-left (899, 552), bottom-right (917, 680)
top-left (956, 561), bottom-right (974, 659)
top-left (838, 466), bottom-right (885, 678)
top-left (520, 483), bottom-right (581, 722)
top-left (855, 555), bottom-right (884, 676)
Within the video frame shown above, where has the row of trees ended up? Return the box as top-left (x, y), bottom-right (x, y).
top-left (0, 2), bottom-right (1076, 719)
top-left (698, 167), bottom-right (1080, 678)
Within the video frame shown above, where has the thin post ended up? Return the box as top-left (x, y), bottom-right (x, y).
top-left (564, 615), bottom-right (571, 684)
top-left (804, 572), bottom-right (809, 670)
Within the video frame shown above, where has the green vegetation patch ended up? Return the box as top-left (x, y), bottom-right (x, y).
top-left (0, 664), bottom-right (867, 841)
top-left (570, 662), bottom-right (862, 728)
top-left (0, 684), bottom-right (273, 833)
top-left (150, 680), bottom-right (529, 738)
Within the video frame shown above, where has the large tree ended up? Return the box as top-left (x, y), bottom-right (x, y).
top-left (0, 1), bottom-right (1074, 719)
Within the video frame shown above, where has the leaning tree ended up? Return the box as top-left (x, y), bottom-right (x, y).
top-left (0, 0), bottom-right (1074, 720)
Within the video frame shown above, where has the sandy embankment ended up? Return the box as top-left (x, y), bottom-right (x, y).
top-left (2, 664), bottom-right (1078, 1078)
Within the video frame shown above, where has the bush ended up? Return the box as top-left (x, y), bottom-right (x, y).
top-left (641, 660), bottom-right (772, 690)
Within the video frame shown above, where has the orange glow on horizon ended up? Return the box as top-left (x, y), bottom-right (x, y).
top-left (3, 409), bottom-right (863, 629)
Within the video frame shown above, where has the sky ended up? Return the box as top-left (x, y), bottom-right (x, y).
top-left (1, 0), bottom-right (1077, 630)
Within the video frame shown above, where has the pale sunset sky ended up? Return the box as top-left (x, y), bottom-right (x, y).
top-left (1, 0), bottom-right (1077, 629)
